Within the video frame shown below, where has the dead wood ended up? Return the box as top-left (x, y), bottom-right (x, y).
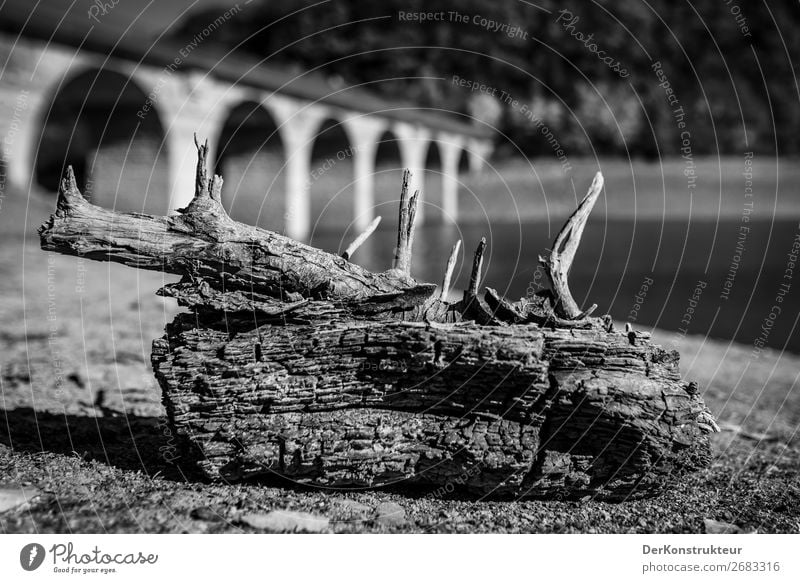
top-left (39, 138), bottom-right (718, 500)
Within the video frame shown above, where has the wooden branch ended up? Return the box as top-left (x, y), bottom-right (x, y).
top-left (39, 142), bottom-right (432, 310)
top-left (341, 216), bottom-right (381, 261)
top-left (541, 172), bottom-right (604, 319)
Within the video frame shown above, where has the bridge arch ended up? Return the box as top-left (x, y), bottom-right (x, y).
top-left (308, 117), bottom-right (354, 239)
top-left (373, 129), bottom-right (404, 217)
top-left (424, 140), bottom-right (444, 222)
top-left (35, 66), bottom-right (170, 214)
top-left (214, 100), bottom-right (286, 231)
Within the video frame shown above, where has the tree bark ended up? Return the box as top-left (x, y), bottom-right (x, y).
top-left (152, 314), bottom-right (712, 499)
top-left (39, 140), bottom-right (717, 500)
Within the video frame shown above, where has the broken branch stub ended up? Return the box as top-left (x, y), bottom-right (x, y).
top-left (39, 141), bottom-right (717, 500)
top-left (440, 239), bottom-right (461, 300)
top-left (342, 216), bottom-right (381, 261)
top-left (466, 237), bottom-right (486, 299)
top-left (541, 171), bottom-right (604, 319)
top-left (392, 170), bottom-right (419, 277)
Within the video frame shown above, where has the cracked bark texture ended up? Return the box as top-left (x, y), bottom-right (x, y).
top-left (40, 143), bottom-right (716, 500)
top-left (151, 314), bottom-right (712, 499)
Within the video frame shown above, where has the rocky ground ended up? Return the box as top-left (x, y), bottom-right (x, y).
top-left (1, 189), bottom-right (799, 533)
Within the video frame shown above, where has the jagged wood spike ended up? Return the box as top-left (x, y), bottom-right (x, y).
top-left (440, 239), bottom-right (462, 300)
top-left (179, 136), bottom-right (232, 225)
top-left (542, 172), bottom-right (604, 319)
top-left (466, 237), bottom-right (487, 299)
top-left (63, 165), bottom-right (78, 193)
top-left (393, 170), bottom-right (411, 272)
top-left (393, 171), bottom-right (419, 276)
top-left (406, 189), bottom-right (417, 230)
top-left (342, 216), bottom-right (381, 261)
top-left (193, 134), bottom-right (210, 199)
top-left (56, 166), bottom-right (86, 211)
top-left (406, 190), bottom-right (419, 270)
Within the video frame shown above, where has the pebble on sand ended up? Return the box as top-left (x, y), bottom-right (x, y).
top-left (240, 510), bottom-right (329, 533)
top-left (0, 486), bottom-right (41, 513)
top-left (335, 499), bottom-right (373, 517)
top-left (374, 502), bottom-right (406, 526)
top-left (703, 518), bottom-right (743, 534)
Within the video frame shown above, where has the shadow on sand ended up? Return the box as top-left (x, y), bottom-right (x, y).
top-left (0, 407), bottom-right (200, 482)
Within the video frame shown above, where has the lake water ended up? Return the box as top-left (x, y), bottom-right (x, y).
top-left (312, 218), bottom-right (800, 354)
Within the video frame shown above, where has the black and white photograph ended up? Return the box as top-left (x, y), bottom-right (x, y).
top-left (0, 0), bottom-right (798, 578)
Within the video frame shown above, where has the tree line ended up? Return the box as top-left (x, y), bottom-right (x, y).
top-left (184, 0), bottom-right (800, 158)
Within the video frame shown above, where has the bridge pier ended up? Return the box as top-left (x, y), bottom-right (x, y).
top-left (394, 122), bottom-right (431, 223)
top-left (1, 89), bottom-right (46, 192)
top-left (142, 72), bottom-right (246, 211)
top-left (267, 96), bottom-right (328, 240)
top-left (466, 137), bottom-right (494, 176)
top-left (0, 41), bottom-right (87, 192)
top-left (436, 133), bottom-right (465, 222)
top-left (342, 115), bottom-right (387, 232)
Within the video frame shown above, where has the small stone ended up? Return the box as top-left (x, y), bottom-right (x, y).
top-left (336, 499), bottom-right (372, 517)
top-left (241, 510), bottom-right (329, 533)
top-left (0, 486), bottom-right (40, 513)
top-left (190, 506), bottom-right (221, 521)
top-left (374, 502), bottom-right (406, 526)
top-left (703, 519), bottom-right (742, 534)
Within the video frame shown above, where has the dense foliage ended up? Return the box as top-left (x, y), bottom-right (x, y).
top-left (187, 0), bottom-right (800, 157)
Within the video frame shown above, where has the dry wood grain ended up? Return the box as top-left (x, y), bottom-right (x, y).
top-left (39, 139), bottom-right (717, 500)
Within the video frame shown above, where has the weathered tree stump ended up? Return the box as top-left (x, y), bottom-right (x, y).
top-left (39, 139), bottom-right (717, 500)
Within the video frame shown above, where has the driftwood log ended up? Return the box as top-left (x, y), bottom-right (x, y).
top-left (39, 139), bottom-right (717, 500)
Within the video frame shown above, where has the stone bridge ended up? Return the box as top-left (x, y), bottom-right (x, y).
top-left (0, 9), bottom-right (493, 240)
